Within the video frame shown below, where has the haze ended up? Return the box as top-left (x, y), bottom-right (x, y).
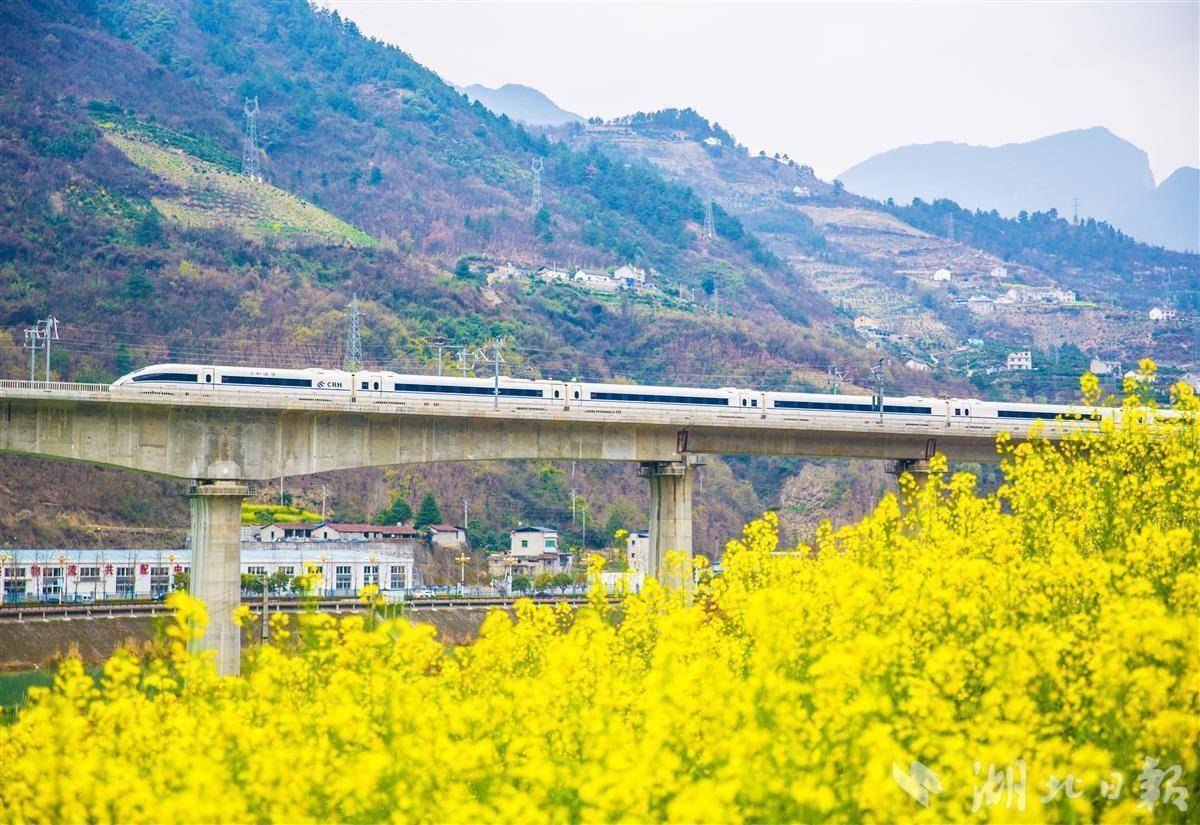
top-left (324, 1), bottom-right (1198, 183)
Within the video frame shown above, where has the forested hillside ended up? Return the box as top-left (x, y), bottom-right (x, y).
top-left (0, 0), bottom-right (887, 551)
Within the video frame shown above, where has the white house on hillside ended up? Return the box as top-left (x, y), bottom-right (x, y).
top-left (1006, 351), bottom-right (1034, 371)
top-left (572, 268), bottom-right (618, 293)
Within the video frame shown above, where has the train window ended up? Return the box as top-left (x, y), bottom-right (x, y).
top-left (590, 391), bottom-right (729, 406)
top-left (132, 372), bottom-right (198, 383)
top-left (751, 399), bottom-right (758, 407)
top-left (361, 382), bottom-right (369, 390)
top-left (741, 399), bottom-right (747, 406)
top-left (965, 409), bottom-right (970, 416)
top-left (373, 382), bottom-right (380, 390)
top-left (574, 391), bottom-right (580, 399)
top-left (955, 408), bottom-right (960, 416)
top-left (392, 382), bottom-right (542, 398)
top-left (554, 390), bottom-right (561, 398)
top-left (204, 375), bottom-right (212, 383)
top-left (221, 375), bottom-right (313, 388)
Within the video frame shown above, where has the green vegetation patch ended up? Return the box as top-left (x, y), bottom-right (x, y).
top-left (98, 126), bottom-right (378, 249)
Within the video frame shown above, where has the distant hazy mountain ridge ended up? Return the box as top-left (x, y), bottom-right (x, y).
top-left (839, 127), bottom-right (1198, 252)
top-left (461, 83), bottom-right (583, 126)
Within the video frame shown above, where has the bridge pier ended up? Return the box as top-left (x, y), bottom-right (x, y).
top-left (887, 459), bottom-right (932, 502)
top-left (638, 456), bottom-right (705, 589)
top-left (187, 480), bottom-right (249, 676)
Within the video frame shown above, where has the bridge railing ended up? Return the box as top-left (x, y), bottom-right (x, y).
top-left (0, 380), bottom-right (111, 394)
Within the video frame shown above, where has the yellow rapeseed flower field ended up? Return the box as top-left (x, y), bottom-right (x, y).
top-left (1, 373), bottom-right (1196, 823)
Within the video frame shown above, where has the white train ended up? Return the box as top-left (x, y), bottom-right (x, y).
top-left (113, 363), bottom-right (1111, 423)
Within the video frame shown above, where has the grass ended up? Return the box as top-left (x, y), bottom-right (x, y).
top-left (98, 127), bottom-right (378, 249)
top-left (0, 667), bottom-right (100, 723)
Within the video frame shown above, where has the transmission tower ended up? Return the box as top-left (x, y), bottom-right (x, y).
top-left (344, 294), bottom-right (364, 372)
top-left (530, 157), bottom-right (543, 214)
top-left (702, 198), bottom-right (716, 240)
top-left (945, 213), bottom-right (955, 242)
top-left (242, 96), bottom-right (261, 181)
top-left (1072, 197), bottom-right (1080, 225)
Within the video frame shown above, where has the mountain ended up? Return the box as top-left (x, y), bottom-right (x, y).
top-left (1134, 166), bottom-right (1200, 254)
top-left (461, 83), bottom-right (583, 126)
top-left (839, 127), bottom-right (1199, 252)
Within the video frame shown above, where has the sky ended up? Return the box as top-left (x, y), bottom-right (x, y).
top-left (324, 1), bottom-right (1199, 183)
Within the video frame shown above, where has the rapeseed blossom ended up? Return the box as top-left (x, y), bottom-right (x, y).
top-left (0, 376), bottom-right (1196, 823)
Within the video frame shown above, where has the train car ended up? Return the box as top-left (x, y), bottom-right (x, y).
top-left (765, 391), bottom-right (945, 418)
top-left (380, 372), bottom-right (554, 402)
top-left (114, 364), bottom-right (353, 393)
top-left (575, 381), bottom-right (740, 408)
top-left (951, 399), bottom-right (1106, 422)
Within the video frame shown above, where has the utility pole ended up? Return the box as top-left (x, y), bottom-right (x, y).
top-left (581, 504), bottom-right (587, 550)
top-left (433, 337), bottom-right (447, 376)
top-left (261, 571), bottom-right (270, 643)
top-left (872, 358), bottom-right (885, 423)
top-left (456, 345), bottom-right (471, 377)
top-left (22, 326), bottom-right (41, 382)
top-left (321, 484), bottom-right (327, 521)
top-left (478, 338), bottom-right (505, 410)
top-left (827, 366), bottom-right (842, 394)
top-left (463, 500), bottom-right (468, 532)
top-left (25, 317), bottom-right (60, 382)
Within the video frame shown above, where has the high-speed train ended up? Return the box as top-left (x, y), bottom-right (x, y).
top-left (114, 363), bottom-right (1115, 424)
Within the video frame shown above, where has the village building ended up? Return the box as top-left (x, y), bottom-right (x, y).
top-left (904, 358), bottom-right (933, 373)
top-left (1148, 306), bottom-right (1177, 321)
top-left (612, 264), bottom-right (647, 287)
top-left (536, 266), bottom-right (568, 281)
top-left (1006, 351), bottom-right (1034, 371)
top-left (572, 268), bottom-right (619, 293)
top-left (427, 524), bottom-right (467, 548)
top-left (1, 542), bottom-right (415, 603)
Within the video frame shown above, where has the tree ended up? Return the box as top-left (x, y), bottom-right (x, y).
top-left (368, 165), bottom-right (383, 185)
top-left (124, 269), bottom-right (153, 300)
top-left (414, 492), bottom-right (443, 529)
top-left (511, 574), bottom-right (532, 593)
top-left (173, 571), bottom-right (189, 592)
top-left (374, 495), bottom-right (412, 525)
top-left (114, 343), bottom-right (133, 376)
top-left (534, 572), bottom-right (555, 592)
top-left (551, 572), bottom-right (573, 593)
top-left (267, 570), bottom-right (292, 594)
top-left (240, 573), bottom-right (263, 594)
top-left (453, 258), bottom-right (471, 279)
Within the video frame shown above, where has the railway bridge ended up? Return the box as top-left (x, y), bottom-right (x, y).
top-left (0, 380), bottom-right (1081, 674)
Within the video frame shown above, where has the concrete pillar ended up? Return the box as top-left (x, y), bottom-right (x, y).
top-left (886, 459), bottom-right (931, 501)
top-left (187, 480), bottom-right (249, 676)
top-left (638, 456), bottom-right (705, 589)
